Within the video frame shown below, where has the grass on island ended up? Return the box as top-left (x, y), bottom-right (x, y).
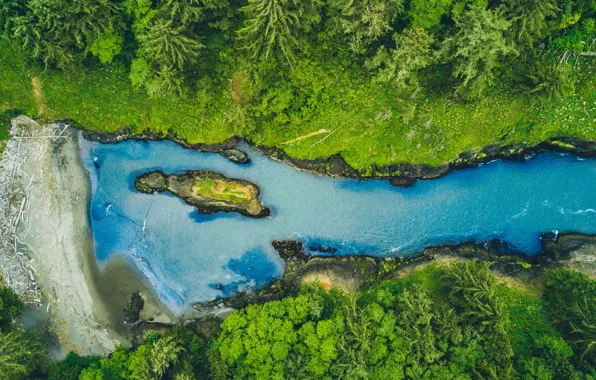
top-left (192, 177), bottom-right (253, 204)
top-left (1, 40), bottom-right (595, 171)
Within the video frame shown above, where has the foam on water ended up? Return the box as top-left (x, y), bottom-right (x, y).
top-left (79, 137), bottom-right (596, 312)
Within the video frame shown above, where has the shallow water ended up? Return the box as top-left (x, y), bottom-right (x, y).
top-left (80, 137), bottom-right (596, 312)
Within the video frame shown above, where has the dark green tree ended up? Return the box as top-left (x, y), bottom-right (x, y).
top-left (0, 330), bottom-right (44, 379)
top-left (327, 0), bottom-right (404, 54)
top-left (545, 269), bottom-right (596, 362)
top-left (0, 287), bottom-right (23, 331)
top-left (367, 26), bottom-right (435, 93)
top-left (0, 0), bottom-right (24, 38)
top-left (441, 5), bottom-right (515, 98)
top-left (12, 0), bottom-right (124, 68)
top-left (524, 55), bottom-right (575, 100)
top-left (237, 0), bottom-right (323, 65)
top-left (503, 0), bottom-right (558, 47)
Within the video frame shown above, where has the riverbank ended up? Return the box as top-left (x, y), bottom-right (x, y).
top-left (2, 39), bottom-right (595, 182)
top-left (81, 125), bottom-right (596, 187)
top-left (194, 233), bottom-right (596, 313)
top-left (0, 117), bottom-right (175, 357)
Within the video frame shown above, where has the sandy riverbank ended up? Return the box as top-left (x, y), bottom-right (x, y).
top-left (4, 117), bottom-right (174, 358)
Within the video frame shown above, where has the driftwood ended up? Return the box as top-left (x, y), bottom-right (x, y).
top-left (0, 116), bottom-right (68, 306)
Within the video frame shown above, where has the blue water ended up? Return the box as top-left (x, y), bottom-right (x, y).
top-left (79, 136), bottom-right (596, 313)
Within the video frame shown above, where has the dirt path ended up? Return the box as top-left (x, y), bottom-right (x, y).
top-left (31, 77), bottom-right (46, 116)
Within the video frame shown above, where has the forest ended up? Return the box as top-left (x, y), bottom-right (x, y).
top-left (0, 0), bottom-right (595, 168)
top-left (1, 262), bottom-right (596, 379)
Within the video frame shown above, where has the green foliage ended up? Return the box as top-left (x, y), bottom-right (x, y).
top-left (442, 5), bottom-right (516, 98)
top-left (12, 0), bottom-right (124, 68)
top-left (0, 329), bottom-right (44, 379)
top-left (87, 27), bottom-right (124, 64)
top-left (406, 0), bottom-right (452, 30)
top-left (367, 26), bottom-right (434, 93)
top-left (545, 269), bottom-right (596, 362)
top-left (327, 0), bottom-right (404, 54)
top-left (503, 0), bottom-right (558, 47)
top-left (0, 287), bottom-right (23, 331)
top-left (1, 0), bottom-right (595, 174)
top-left (0, 0), bottom-right (24, 38)
top-left (44, 352), bottom-right (99, 380)
top-left (237, 0), bottom-right (319, 65)
top-left (524, 55), bottom-right (576, 100)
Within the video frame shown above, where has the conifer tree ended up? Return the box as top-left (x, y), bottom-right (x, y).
top-left (327, 0), bottom-right (404, 54)
top-left (441, 5), bottom-right (515, 98)
top-left (367, 26), bottom-right (434, 93)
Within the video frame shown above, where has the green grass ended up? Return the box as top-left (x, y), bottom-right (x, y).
top-left (497, 284), bottom-right (558, 359)
top-left (193, 177), bottom-right (251, 204)
top-left (1, 39), bottom-right (594, 170)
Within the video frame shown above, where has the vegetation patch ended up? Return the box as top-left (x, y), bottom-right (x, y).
top-left (192, 177), bottom-right (252, 204)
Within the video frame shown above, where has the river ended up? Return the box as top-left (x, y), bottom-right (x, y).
top-left (79, 136), bottom-right (596, 313)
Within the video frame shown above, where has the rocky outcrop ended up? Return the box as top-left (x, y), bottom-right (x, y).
top-left (134, 170), bottom-right (270, 218)
top-left (123, 292), bottom-right (145, 324)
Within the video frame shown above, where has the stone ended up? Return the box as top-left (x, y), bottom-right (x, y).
top-left (123, 292), bottom-right (145, 324)
top-left (220, 148), bottom-right (250, 164)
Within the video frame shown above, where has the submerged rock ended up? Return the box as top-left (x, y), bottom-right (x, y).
top-left (134, 170), bottom-right (270, 218)
top-left (123, 292), bottom-right (145, 324)
top-left (220, 148), bottom-right (250, 164)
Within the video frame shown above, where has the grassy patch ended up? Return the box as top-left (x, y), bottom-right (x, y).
top-left (192, 177), bottom-right (252, 204)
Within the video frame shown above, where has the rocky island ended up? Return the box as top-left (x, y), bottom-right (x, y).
top-left (134, 170), bottom-right (270, 218)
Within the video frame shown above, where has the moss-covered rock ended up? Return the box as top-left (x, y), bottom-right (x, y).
top-left (134, 170), bottom-right (270, 218)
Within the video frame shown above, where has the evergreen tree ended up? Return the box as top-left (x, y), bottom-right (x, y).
top-left (237, 0), bottom-right (321, 65)
top-left (367, 26), bottom-right (435, 94)
top-left (503, 0), bottom-right (558, 47)
top-left (0, 330), bottom-right (44, 379)
top-left (138, 19), bottom-right (204, 71)
top-left (12, 0), bottom-right (124, 68)
top-left (131, 0), bottom-right (206, 96)
top-left (441, 5), bottom-right (515, 98)
top-left (0, 0), bottom-right (24, 38)
top-left (327, 0), bottom-right (404, 54)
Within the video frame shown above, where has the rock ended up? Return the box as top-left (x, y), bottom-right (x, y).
top-left (220, 148), bottom-right (250, 164)
top-left (123, 292), bottom-right (145, 324)
top-left (308, 243), bottom-right (338, 254)
top-left (540, 231), bottom-right (559, 241)
top-left (134, 171), bottom-right (167, 193)
top-left (272, 239), bottom-right (309, 262)
top-left (134, 170), bottom-right (270, 218)
top-left (389, 177), bottom-right (417, 188)
top-left (541, 233), bottom-right (596, 262)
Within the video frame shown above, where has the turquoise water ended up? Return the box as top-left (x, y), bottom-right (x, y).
top-left (79, 136), bottom-right (596, 312)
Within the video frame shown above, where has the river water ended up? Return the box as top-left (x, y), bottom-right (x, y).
top-left (79, 137), bottom-right (596, 312)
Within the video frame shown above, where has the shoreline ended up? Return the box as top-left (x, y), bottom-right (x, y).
top-left (194, 233), bottom-right (596, 313)
top-left (5, 118), bottom-right (175, 357)
top-left (78, 122), bottom-right (596, 187)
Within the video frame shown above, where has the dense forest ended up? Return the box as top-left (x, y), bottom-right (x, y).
top-left (1, 263), bottom-right (596, 379)
top-left (0, 0), bottom-right (595, 168)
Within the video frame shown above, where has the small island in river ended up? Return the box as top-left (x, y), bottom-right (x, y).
top-left (134, 170), bottom-right (270, 218)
